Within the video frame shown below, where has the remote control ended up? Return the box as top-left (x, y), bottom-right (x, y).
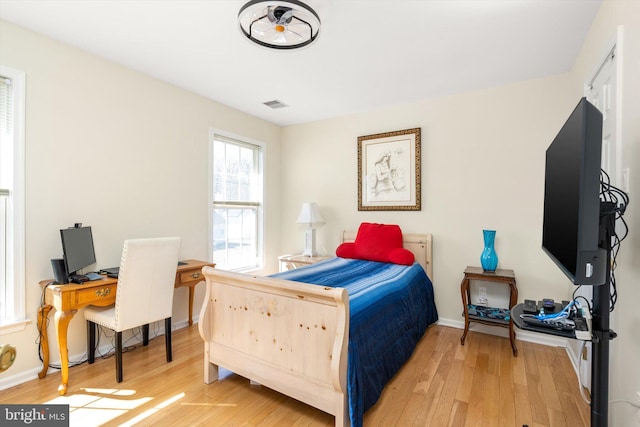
top-left (523, 299), bottom-right (537, 314)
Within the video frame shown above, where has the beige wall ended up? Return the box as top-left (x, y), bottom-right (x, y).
top-left (0, 21), bottom-right (282, 383)
top-left (281, 74), bottom-right (578, 322)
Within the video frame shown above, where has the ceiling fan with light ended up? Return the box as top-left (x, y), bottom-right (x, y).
top-left (238, 0), bottom-right (321, 50)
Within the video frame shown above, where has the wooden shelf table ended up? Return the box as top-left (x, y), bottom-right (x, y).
top-left (459, 266), bottom-right (518, 356)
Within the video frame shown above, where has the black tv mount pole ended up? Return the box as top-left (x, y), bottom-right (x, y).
top-left (590, 202), bottom-right (617, 427)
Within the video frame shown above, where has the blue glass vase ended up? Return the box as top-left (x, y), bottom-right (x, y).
top-left (480, 229), bottom-right (498, 272)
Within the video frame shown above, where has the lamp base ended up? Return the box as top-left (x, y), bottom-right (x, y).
top-left (302, 228), bottom-right (317, 257)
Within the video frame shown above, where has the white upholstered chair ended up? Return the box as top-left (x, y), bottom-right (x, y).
top-left (84, 237), bottom-right (181, 382)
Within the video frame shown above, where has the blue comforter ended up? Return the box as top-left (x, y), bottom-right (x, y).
top-left (271, 257), bottom-right (438, 426)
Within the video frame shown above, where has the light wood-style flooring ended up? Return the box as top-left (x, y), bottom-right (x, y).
top-left (2, 324), bottom-right (590, 426)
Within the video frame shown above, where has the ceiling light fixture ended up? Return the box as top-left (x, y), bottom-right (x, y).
top-left (238, 0), bottom-right (321, 50)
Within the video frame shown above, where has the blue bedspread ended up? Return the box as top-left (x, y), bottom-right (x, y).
top-left (271, 257), bottom-right (438, 426)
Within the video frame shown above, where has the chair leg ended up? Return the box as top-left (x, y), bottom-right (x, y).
top-left (142, 324), bottom-right (149, 346)
top-left (165, 317), bottom-right (172, 363)
top-left (116, 331), bottom-right (123, 383)
top-left (86, 321), bottom-right (95, 364)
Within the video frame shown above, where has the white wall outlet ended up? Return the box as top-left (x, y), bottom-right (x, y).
top-left (477, 287), bottom-right (488, 306)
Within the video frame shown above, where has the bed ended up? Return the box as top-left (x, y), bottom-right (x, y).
top-left (198, 230), bottom-right (437, 426)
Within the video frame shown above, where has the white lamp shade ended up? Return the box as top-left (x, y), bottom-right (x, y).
top-left (296, 202), bottom-right (325, 227)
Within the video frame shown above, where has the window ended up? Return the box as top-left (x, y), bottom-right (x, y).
top-left (0, 66), bottom-right (26, 332)
top-left (210, 133), bottom-right (264, 271)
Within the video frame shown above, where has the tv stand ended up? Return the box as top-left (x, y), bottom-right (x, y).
top-left (513, 207), bottom-right (617, 427)
top-left (590, 258), bottom-right (614, 427)
top-left (589, 206), bottom-right (617, 427)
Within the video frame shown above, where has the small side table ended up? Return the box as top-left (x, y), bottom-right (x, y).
top-left (460, 266), bottom-right (518, 356)
top-left (278, 254), bottom-right (331, 272)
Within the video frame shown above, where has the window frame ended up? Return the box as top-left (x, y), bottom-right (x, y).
top-left (0, 65), bottom-right (27, 334)
top-left (209, 130), bottom-right (265, 272)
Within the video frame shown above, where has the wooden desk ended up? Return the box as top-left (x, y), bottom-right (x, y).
top-left (459, 266), bottom-right (518, 356)
top-left (37, 259), bottom-right (215, 395)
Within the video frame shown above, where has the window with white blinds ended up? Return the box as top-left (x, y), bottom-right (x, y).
top-left (0, 66), bottom-right (26, 330)
top-left (211, 134), bottom-right (264, 271)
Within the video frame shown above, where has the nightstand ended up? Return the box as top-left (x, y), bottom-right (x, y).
top-left (460, 266), bottom-right (518, 356)
top-left (278, 254), bottom-right (331, 272)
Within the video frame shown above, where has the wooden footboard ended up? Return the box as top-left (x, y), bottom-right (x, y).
top-left (198, 266), bottom-right (350, 426)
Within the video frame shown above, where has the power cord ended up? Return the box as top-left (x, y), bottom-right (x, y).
top-left (599, 169), bottom-right (629, 313)
top-left (36, 283), bottom-right (88, 370)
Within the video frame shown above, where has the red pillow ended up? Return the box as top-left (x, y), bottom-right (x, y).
top-left (388, 247), bottom-right (415, 266)
top-left (353, 222), bottom-right (403, 262)
top-left (335, 223), bottom-right (414, 265)
top-left (335, 242), bottom-right (356, 259)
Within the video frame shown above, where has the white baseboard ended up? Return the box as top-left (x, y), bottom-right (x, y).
top-left (436, 317), bottom-right (569, 348)
top-left (0, 317), bottom-right (197, 391)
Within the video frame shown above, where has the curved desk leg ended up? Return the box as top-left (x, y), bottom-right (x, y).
top-left (460, 277), bottom-right (470, 345)
top-left (37, 304), bottom-right (53, 379)
top-left (54, 309), bottom-right (76, 395)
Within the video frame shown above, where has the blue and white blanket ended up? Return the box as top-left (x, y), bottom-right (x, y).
top-left (272, 257), bottom-right (438, 426)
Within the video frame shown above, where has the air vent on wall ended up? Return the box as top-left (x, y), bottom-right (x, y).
top-left (263, 99), bottom-right (289, 109)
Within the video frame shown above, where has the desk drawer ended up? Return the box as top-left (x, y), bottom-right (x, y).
top-left (76, 284), bottom-right (116, 306)
top-left (177, 269), bottom-right (204, 286)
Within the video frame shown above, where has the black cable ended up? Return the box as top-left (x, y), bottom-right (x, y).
top-left (599, 169), bottom-right (630, 313)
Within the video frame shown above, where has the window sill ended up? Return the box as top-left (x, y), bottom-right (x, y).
top-left (0, 318), bottom-right (31, 335)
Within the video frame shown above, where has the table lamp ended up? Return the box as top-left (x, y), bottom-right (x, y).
top-left (296, 202), bottom-right (325, 257)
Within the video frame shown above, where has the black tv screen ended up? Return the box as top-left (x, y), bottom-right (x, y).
top-left (60, 226), bottom-right (96, 277)
top-left (542, 97), bottom-right (607, 286)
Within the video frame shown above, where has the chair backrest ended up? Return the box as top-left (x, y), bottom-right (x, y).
top-left (113, 237), bottom-right (181, 332)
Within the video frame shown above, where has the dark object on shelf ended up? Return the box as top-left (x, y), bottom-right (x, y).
top-left (511, 304), bottom-right (576, 339)
top-left (538, 300), bottom-right (562, 313)
top-left (542, 298), bottom-right (555, 310)
top-left (69, 274), bottom-right (88, 284)
top-left (521, 316), bottom-right (574, 332)
top-left (523, 299), bottom-right (537, 314)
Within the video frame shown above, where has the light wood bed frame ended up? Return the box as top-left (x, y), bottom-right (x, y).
top-left (198, 232), bottom-right (432, 427)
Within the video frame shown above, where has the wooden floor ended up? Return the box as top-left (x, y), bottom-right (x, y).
top-left (2, 324), bottom-right (590, 426)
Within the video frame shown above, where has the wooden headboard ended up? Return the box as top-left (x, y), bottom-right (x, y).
top-left (339, 231), bottom-right (433, 279)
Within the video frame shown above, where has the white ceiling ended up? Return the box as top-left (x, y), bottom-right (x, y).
top-left (0, 0), bottom-right (602, 127)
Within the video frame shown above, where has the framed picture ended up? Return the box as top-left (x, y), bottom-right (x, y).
top-left (358, 127), bottom-right (421, 211)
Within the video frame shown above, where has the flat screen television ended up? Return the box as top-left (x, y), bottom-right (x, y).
top-left (542, 97), bottom-right (607, 286)
top-left (60, 225), bottom-right (96, 278)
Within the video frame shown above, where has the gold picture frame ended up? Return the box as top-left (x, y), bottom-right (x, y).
top-left (358, 128), bottom-right (421, 211)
